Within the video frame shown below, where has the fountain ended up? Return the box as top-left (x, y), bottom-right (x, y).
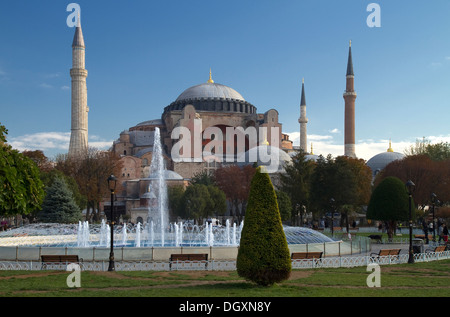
top-left (147, 127), bottom-right (168, 246)
top-left (0, 127), bottom-right (351, 261)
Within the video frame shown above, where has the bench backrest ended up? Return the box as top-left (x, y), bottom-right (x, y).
top-left (170, 254), bottom-right (208, 261)
top-left (435, 246), bottom-right (446, 252)
top-left (291, 252), bottom-right (323, 259)
top-left (378, 249), bottom-right (391, 256)
top-left (41, 255), bottom-right (79, 262)
top-left (389, 249), bottom-right (401, 255)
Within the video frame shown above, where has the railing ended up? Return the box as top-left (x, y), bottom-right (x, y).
top-left (1, 251), bottom-right (448, 271)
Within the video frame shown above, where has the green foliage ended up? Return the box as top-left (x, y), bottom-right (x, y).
top-left (367, 176), bottom-right (413, 222)
top-left (279, 150), bottom-right (314, 222)
top-left (310, 155), bottom-right (372, 221)
top-left (190, 170), bottom-right (216, 186)
top-left (168, 185), bottom-right (185, 217)
top-left (206, 185), bottom-right (227, 216)
top-left (38, 176), bottom-right (82, 223)
top-left (237, 167), bottom-right (291, 286)
top-left (405, 138), bottom-right (450, 161)
top-left (0, 123), bottom-right (45, 216)
top-left (40, 169), bottom-right (86, 211)
top-left (180, 184), bottom-right (226, 221)
top-left (275, 190), bottom-right (291, 221)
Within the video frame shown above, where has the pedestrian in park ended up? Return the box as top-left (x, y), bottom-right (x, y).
top-left (438, 223), bottom-right (444, 243)
top-left (422, 219), bottom-right (429, 244)
top-left (443, 224), bottom-right (448, 245)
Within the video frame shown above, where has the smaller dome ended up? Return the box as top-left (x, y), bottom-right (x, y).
top-left (288, 151), bottom-right (320, 162)
top-left (305, 154), bottom-right (320, 162)
top-left (367, 151), bottom-right (405, 177)
top-left (237, 145), bottom-right (292, 173)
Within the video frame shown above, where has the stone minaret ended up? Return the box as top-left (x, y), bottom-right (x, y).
top-left (343, 41), bottom-right (356, 158)
top-left (68, 15), bottom-right (88, 157)
top-left (298, 78), bottom-right (308, 152)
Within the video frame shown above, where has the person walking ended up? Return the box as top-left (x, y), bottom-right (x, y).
top-left (438, 223), bottom-right (444, 243)
top-left (443, 224), bottom-right (448, 246)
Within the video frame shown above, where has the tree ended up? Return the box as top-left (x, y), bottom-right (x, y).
top-left (180, 184), bottom-right (226, 223)
top-left (38, 176), bottom-right (82, 223)
top-left (56, 148), bottom-right (123, 221)
top-left (367, 176), bottom-right (413, 240)
top-left (168, 185), bottom-right (185, 219)
top-left (190, 170), bottom-right (216, 186)
top-left (279, 150), bottom-right (314, 225)
top-left (40, 169), bottom-right (86, 212)
top-left (206, 185), bottom-right (227, 217)
top-left (215, 165), bottom-right (256, 223)
top-left (0, 123), bottom-right (44, 217)
top-left (181, 184), bottom-right (212, 222)
top-left (275, 190), bottom-right (292, 222)
top-left (236, 167), bottom-right (291, 286)
top-left (310, 155), bottom-right (372, 230)
top-left (22, 150), bottom-right (53, 173)
top-left (375, 155), bottom-right (450, 206)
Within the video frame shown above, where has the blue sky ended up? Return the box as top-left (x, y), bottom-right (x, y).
top-left (1, 0), bottom-right (450, 161)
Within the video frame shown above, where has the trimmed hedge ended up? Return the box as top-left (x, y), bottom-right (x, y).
top-left (236, 167), bottom-right (291, 286)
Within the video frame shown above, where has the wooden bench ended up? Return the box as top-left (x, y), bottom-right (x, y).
top-left (291, 252), bottom-right (323, 259)
top-left (41, 255), bottom-right (81, 270)
top-left (425, 245), bottom-right (447, 253)
top-left (169, 253), bottom-right (208, 270)
top-left (370, 249), bottom-right (401, 260)
top-left (414, 234), bottom-right (433, 240)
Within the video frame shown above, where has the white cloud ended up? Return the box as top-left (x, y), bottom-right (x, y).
top-left (329, 128), bottom-right (340, 134)
top-left (61, 85), bottom-right (70, 90)
top-left (285, 131), bottom-right (420, 161)
top-left (8, 131), bottom-right (113, 159)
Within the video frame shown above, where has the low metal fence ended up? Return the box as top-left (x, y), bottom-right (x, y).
top-left (1, 250), bottom-right (448, 271)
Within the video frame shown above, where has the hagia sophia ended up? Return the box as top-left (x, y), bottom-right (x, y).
top-left (67, 18), bottom-right (404, 222)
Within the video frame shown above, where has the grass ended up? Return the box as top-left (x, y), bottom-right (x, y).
top-left (0, 259), bottom-right (449, 298)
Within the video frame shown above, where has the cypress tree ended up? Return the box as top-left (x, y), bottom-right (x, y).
top-left (236, 167), bottom-right (291, 286)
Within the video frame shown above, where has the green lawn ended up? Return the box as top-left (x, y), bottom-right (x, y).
top-left (0, 259), bottom-right (449, 298)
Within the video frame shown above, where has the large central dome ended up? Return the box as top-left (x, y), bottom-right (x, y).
top-left (163, 71), bottom-right (256, 115)
top-left (176, 82), bottom-right (245, 102)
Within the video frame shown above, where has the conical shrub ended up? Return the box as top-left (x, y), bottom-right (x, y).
top-left (236, 167), bottom-right (291, 286)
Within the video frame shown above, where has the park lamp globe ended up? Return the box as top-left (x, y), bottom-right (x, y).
top-left (108, 175), bottom-right (117, 194)
top-left (405, 180), bottom-right (415, 196)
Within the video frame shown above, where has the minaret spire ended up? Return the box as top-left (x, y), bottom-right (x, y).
top-left (298, 78), bottom-right (308, 152)
top-left (69, 12), bottom-right (89, 158)
top-left (343, 40), bottom-right (357, 158)
top-left (346, 40), bottom-right (354, 77)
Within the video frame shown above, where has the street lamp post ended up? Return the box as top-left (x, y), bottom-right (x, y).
top-left (330, 198), bottom-right (335, 237)
top-left (406, 180), bottom-right (415, 264)
top-left (107, 175), bottom-right (117, 272)
top-left (431, 193), bottom-right (437, 242)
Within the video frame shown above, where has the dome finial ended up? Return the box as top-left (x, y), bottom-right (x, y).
top-left (311, 143), bottom-right (314, 155)
top-left (207, 68), bottom-right (214, 83)
top-left (387, 139), bottom-right (394, 152)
